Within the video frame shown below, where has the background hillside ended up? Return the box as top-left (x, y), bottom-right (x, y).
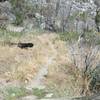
top-left (0, 0), bottom-right (100, 33)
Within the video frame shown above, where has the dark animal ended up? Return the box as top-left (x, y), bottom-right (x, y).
top-left (17, 43), bottom-right (34, 49)
top-left (6, 42), bottom-right (34, 49)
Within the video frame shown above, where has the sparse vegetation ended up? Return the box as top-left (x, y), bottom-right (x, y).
top-left (58, 32), bottom-right (79, 42)
top-left (0, 28), bottom-right (23, 38)
top-left (32, 88), bottom-right (46, 99)
top-left (4, 86), bottom-right (27, 100)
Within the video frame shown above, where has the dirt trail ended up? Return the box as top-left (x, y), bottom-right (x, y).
top-left (26, 40), bottom-right (57, 90)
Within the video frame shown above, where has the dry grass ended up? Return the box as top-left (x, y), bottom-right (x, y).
top-left (0, 33), bottom-right (60, 83)
top-left (0, 31), bottom-right (99, 98)
top-left (44, 38), bottom-right (100, 97)
top-left (44, 38), bottom-right (83, 97)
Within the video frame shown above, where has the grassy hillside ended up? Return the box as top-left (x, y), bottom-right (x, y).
top-left (0, 29), bottom-right (99, 99)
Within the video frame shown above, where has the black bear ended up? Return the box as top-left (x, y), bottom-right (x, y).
top-left (17, 43), bottom-right (34, 49)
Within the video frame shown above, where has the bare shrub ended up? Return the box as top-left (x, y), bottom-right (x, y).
top-left (68, 41), bottom-right (100, 95)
